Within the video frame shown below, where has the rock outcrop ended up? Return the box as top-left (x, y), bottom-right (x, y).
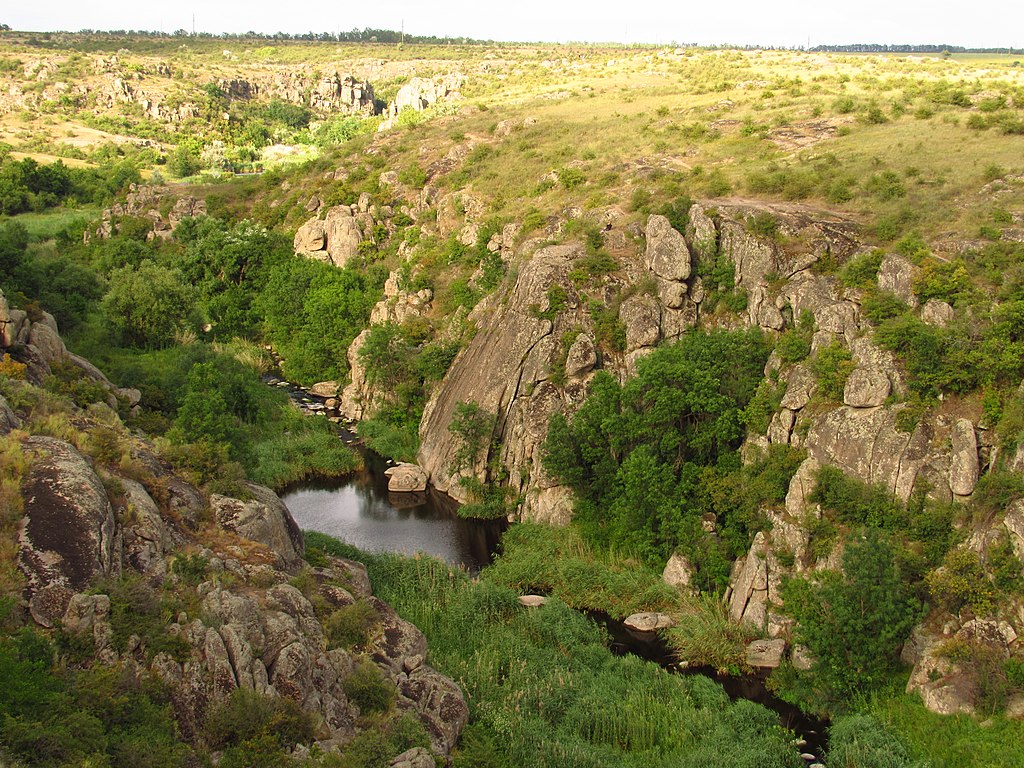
top-left (294, 205), bottom-right (365, 267)
top-left (211, 483), bottom-right (305, 567)
top-left (18, 437), bottom-right (119, 598)
top-left (417, 244), bottom-right (586, 513)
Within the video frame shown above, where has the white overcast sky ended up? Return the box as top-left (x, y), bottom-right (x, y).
top-left (3, 1), bottom-right (1022, 49)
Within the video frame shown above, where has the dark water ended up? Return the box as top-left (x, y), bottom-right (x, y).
top-left (595, 611), bottom-right (830, 761)
top-left (280, 450), bottom-right (504, 571)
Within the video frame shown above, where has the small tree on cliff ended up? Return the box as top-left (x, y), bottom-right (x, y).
top-left (782, 528), bottom-right (920, 698)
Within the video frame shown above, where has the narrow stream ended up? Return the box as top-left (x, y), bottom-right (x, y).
top-left (271, 374), bottom-right (828, 763)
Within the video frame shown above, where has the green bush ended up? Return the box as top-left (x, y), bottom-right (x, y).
top-left (205, 687), bottom-right (316, 750)
top-left (343, 660), bottom-right (395, 714)
top-left (809, 341), bottom-right (854, 401)
top-left (325, 600), bottom-right (379, 650)
top-left (782, 529), bottom-right (920, 697)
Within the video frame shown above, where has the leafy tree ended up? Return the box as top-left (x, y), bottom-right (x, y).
top-left (783, 529), bottom-right (919, 697)
top-left (543, 329), bottom-right (778, 572)
top-left (101, 262), bottom-right (196, 347)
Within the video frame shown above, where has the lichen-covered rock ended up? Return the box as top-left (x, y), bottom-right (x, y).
top-left (922, 299), bottom-right (955, 327)
top-left (728, 534), bottom-right (769, 628)
top-left (309, 381), bottom-right (339, 398)
top-left (645, 214), bottom-right (691, 281)
top-left (294, 205), bottom-right (364, 268)
top-left (121, 477), bottom-right (177, 577)
top-left (780, 365), bottom-right (816, 411)
top-left (662, 552), bottom-right (695, 592)
top-left (877, 253), bottom-right (919, 307)
top-left (417, 244), bottom-right (580, 507)
top-left (0, 394), bottom-right (20, 434)
top-left (1005, 499), bottom-right (1024, 562)
top-left (949, 419), bottom-right (980, 497)
top-left (27, 314), bottom-right (67, 366)
top-left (906, 636), bottom-right (975, 715)
top-left (564, 333), bottom-right (597, 379)
top-left (19, 437), bottom-right (119, 602)
top-left (806, 406), bottom-right (932, 502)
top-left (619, 294), bottom-right (662, 351)
top-left (211, 483), bottom-right (304, 566)
top-left (624, 612), bottom-right (676, 632)
top-left (843, 368), bottom-right (891, 408)
top-left (399, 665), bottom-right (469, 755)
top-left (746, 638), bottom-right (786, 669)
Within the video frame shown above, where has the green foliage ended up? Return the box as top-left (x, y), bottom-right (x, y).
top-left (43, 359), bottom-right (109, 408)
top-left (827, 714), bottom-right (921, 768)
top-left (555, 166), bottom-right (586, 190)
top-left (808, 341), bottom-right (854, 401)
top-left (926, 549), bottom-right (1000, 615)
top-left (0, 633), bottom-right (191, 768)
top-left (449, 400), bottom-right (494, 473)
top-left (774, 311), bottom-right (815, 363)
top-left (205, 687), bottom-right (316, 750)
top-left (258, 258), bottom-right (381, 384)
top-left (314, 115), bottom-right (377, 147)
top-left (914, 259), bottom-right (971, 305)
top-left (343, 660), bottom-right (396, 714)
top-left (542, 329), bottom-right (773, 569)
top-left (862, 291), bottom-right (910, 325)
top-left (101, 262), bottom-right (196, 348)
top-left (782, 529), bottom-right (920, 698)
top-left (92, 577), bottom-right (191, 662)
top-left (325, 600), bottom-right (378, 650)
top-left (841, 250), bottom-right (884, 288)
top-left (307, 533), bottom-right (803, 768)
top-left (864, 171), bottom-right (906, 201)
top-left (811, 466), bottom-right (907, 530)
top-left (742, 377), bottom-right (785, 434)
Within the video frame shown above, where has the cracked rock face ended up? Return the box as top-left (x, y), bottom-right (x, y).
top-left (417, 244), bottom-right (583, 508)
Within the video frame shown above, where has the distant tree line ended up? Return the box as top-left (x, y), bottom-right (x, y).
top-left (811, 43), bottom-right (1022, 54)
top-left (16, 27), bottom-right (496, 46)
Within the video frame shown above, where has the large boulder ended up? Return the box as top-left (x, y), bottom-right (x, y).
top-left (662, 552), bottom-right (696, 592)
top-left (417, 244), bottom-right (581, 508)
top-left (294, 206), bottom-right (364, 268)
top-left (18, 438), bottom-right (119, 602)
top-left (949, 419), bottom-right (979, 497)
top-left (211, 483), bottom-right (304, 565)
top-left (645, 214), bottom-right (691, 281)
top-left (746, 638), bottom-right (786, 669)
top-left (385, 463), bottom-right (428, 493)
top-left (877, 253), bottom-right (919, 307)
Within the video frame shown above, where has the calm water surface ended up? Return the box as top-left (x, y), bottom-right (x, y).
top-left (280, 453), bottom-right (503, 570)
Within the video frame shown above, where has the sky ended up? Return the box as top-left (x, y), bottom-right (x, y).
top-left (3, 1), bottom-right (1022, 49)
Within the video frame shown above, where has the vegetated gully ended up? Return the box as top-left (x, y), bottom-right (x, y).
top-left (272, 376), bottom-right (829, 761)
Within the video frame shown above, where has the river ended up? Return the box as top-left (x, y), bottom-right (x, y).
top-left (273, 375), bottom-right (828, 763)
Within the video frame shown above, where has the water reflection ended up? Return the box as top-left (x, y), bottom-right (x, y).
top-left (280, 463), bottom-right (503, 571)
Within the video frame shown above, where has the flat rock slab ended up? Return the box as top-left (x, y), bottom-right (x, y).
top-left (746, 638), bottom-right (786, 669)
top-left (518, 595), bottom-right (547, 608)
top-left (623, 612), bottom-right (676, 632)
